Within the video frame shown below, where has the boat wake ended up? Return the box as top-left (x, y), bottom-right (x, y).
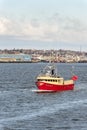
top-left (31, 89), bottom-right (56, 93)
top-left (74, 83), bottom-right (87, 91)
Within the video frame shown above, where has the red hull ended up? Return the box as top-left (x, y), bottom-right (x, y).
top-left (36, 81), bottom-right (74, 91)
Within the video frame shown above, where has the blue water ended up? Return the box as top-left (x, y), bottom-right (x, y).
top-left (0, 63), bottom-right (87, 130)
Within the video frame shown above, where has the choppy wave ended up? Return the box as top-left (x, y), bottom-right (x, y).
top-left (0, 98), bottom-right (87, 125)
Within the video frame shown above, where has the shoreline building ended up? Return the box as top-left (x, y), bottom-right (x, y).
top-left (0, 54), bottom-right (32, 62)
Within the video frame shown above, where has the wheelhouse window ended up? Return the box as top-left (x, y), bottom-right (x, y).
top-left (38, 79), bottom-right (58, 82)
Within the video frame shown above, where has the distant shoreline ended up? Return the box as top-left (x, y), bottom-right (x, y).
top-left (0, 61), bottom-right (87, 63)
top-left (0, 61), bottom-right (33, 63)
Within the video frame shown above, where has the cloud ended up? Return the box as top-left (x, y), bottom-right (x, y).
top-left (0, 14), bottom-right (87, 43)
top-left (0, 17), bottom-right (10, 34)
top-left (47, 13), bottom-right (87, 42)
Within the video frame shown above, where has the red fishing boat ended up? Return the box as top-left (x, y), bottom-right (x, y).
top-left (35, 63), bottom-right (78, 92)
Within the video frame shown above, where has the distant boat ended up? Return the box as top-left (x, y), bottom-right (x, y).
top-left (35, 63), bottom-right (78, 92)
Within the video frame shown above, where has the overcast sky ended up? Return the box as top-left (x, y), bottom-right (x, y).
top-left (0, 0), bottom-right (87, 51)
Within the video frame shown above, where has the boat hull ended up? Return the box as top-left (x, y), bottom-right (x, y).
top-left (36, 81), bottom-right (74, 91)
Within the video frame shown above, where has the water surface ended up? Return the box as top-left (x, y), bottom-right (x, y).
top-left (0, 63), bottom-right (87, 130)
